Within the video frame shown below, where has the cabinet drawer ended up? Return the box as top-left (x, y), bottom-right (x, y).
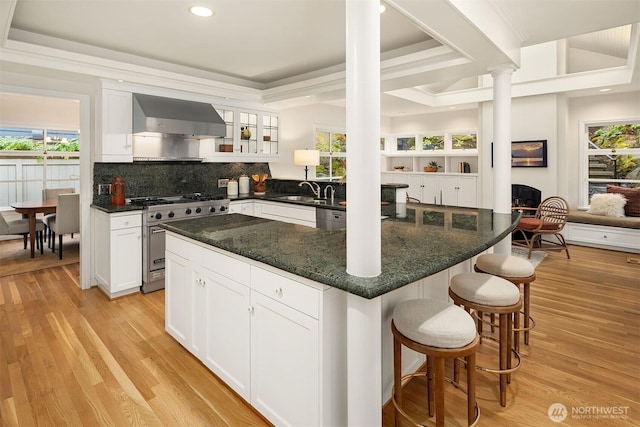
top-left (566, 223), bottom-right (640, 251)
top-left (166, 234), bottom-right (201, 261)
top-left (203, 247), bottom-right (251, 286)
top-left (110, 213), bottom-right (142, 230)
top-left (251, 267), bottom-right (319, 318)
top-left (259, 202), bottom-right (316, 222)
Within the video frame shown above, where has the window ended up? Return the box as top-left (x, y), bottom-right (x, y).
top-left (315, 128), bottom-right (346, 181)
top-left (0, 127), bottom-right (80, 208)
top-left (580, 121), bottom-right (640, 207)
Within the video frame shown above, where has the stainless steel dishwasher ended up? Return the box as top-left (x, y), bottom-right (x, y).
top-left (315, 208), bottom-right (346, 231)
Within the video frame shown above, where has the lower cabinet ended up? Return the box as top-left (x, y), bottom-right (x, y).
top-left (253, 201), bottom-right (316, 227)
top-left (93, 209), bottom-right (142, 298)
top-left (381, 172), bottom-right (478, 207)
top-left (165, 232), bottom-right (346, 427)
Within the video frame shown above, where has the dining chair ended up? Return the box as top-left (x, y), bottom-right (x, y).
top-left (42, 187), bottom-right (75, 247)
top-left (0, 211), bottom-right (45, 254)
top-left (49, 193), bottom-right (80, 260)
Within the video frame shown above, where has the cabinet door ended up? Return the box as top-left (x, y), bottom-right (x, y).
top-left (439, 176), bottom-right (458, 206)
top-left (101, 89), bottom-right (133, 161)
top-left (165, 250), bottom-right (192, 348)
top-left (202, 269), bottom-right (251, 401)
top-left (250, 291), bottom-right (319, 427)
top-left (456, 176), bottom-right (477, 208)
top-left (110, 226), bottom-right (142, 292)
top-left (421, 175), bottom-right (439, 205)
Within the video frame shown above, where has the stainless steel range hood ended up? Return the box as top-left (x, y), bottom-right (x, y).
top-left (132, 93), bottom-right (226, 137)
top-left (132, 93), bottom-right (226, 161)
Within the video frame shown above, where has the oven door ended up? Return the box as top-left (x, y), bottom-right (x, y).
top-left (142, 225), bottom-right (166, 293)
top-left (149, 226), bottom-right (166, 271)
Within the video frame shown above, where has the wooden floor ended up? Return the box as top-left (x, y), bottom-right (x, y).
top-left (0, 245), bottom-right (638, 426)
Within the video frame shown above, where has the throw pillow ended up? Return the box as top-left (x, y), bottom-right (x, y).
top-left (607, 185), bottom-right (640, 217)
top-left (587, 193), bottom-right (627, 217)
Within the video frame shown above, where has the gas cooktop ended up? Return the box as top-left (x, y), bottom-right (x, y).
top-left (130, 193), bottom-right (227, 206)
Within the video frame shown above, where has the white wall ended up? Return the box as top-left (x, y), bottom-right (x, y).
top-left (480, 93), bottom-right (561, 209)
top-left (390, 108), bottom-right (477, 133)
top-left (0, 92), bottom-right (80, 130)
top-left (271, 103), bottom-right (346, 179)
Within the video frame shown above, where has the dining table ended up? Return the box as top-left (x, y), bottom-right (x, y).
top-left (10, 199), bottom-right (57, 258)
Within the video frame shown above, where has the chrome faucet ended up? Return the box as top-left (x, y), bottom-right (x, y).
top-left (323, 185), bottom-right (335, 204)
top-left (298, 181), bottom-right (321, 198)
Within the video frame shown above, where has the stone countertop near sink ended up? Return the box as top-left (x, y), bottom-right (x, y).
top-left (160, 203), bottom-right (520, 299)
top-left (91, 202), bottom-right (144, 214)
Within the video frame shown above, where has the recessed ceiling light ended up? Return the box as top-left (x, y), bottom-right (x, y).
top-left (379, 4), bottom-right (386, 13)
top-left (190, 6), bottom-right (213, 17)
top-left (449, 106), bottom-right (457, 109)
top-left (599, 88), bottom-right (611, 92)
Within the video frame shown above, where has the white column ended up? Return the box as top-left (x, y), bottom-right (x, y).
top-left (345, 1), bottom-right (382, 426)
top-left (491, 66), bottom-right (515, 254)
top-left (345, 0), bottom-right (381, 277)
top-left (347, 293), bottom-right (382, 426)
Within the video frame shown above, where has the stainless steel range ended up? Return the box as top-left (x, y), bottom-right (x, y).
top-left (131, 193), bottom-right (229, 293)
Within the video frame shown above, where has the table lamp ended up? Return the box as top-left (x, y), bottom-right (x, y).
top-left (294, 149), bottom-right (320, 180)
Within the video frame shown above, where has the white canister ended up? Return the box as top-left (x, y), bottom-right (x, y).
top-left (227, 178), bottom-right (238, 197)
top-left (239, 175), bottom-right (250, 194)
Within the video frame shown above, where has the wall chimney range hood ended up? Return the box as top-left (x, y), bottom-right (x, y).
top-left (132, 93), bottom-right (226, 138)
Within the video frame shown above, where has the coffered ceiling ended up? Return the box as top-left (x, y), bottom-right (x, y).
top-left (1, 0), bottom-right (639, 116)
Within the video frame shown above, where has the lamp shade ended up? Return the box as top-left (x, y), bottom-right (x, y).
top-left (294, 149), bottom-right (320, 166)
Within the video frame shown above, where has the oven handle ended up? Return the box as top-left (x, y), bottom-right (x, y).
top-left (151, 228), bottom-right (166, 234)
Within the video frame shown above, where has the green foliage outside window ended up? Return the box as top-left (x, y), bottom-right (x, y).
top-left (588, 124), bottom-right (640, 180)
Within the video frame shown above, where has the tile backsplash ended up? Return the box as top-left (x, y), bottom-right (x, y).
top-left (93, 161), bottom-right (271, 204)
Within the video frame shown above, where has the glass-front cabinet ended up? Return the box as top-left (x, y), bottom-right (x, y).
top-left (262, 115), bottom-right (279, 155)
top-left (209, 107), bottom-right (279, 161)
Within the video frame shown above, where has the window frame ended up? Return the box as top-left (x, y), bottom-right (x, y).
top-left (579, 119), bottom-right (640, 209)
top-left (313, 125), bottom-right (347, 182)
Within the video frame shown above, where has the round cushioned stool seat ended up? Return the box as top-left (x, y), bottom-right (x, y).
top-left (450, 273), bottom-right (520, 306)
top-left (393, 299), bottom-right (477, 348)
top-left (476, 254), bottom-right (534, 278)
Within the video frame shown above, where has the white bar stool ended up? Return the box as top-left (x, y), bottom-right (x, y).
top-left (474, 253), bottom-right (536, 351)
top-left (392, 299), bottom-right (480, 427)
top-left (449, 273), bottom-right (522, 407)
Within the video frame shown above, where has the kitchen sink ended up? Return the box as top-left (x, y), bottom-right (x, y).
top-left (277, 195), bottom-right (315, 202)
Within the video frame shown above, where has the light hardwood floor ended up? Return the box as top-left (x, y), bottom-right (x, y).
top-left (0, 245), bottom-right (638, 426)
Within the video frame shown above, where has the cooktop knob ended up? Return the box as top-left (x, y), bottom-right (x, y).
top-left (168, 211), bottom-right (175, 218)
top-left (154, 213), bottom-right (162, 220)
top-left (185, 208), bottom-right (192, 214)
top-left (195, 207), bottom-right (202, 213)
top-left (209, 206), bottom-right (216, 213)
top-left (220, 205), bottom-right (227, 212)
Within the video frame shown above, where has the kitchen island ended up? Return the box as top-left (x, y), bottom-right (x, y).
top-left (161, 203), bottom-right (519, 426)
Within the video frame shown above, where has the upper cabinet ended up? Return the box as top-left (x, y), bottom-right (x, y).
top-left (381, 131), bottom-right (478, 174)
top-left (95, 89), bottom-right (133, 162)
top-left (94, 83), bottom-right (280, 163)
top-left (206, 107), bottom-right (280, 162)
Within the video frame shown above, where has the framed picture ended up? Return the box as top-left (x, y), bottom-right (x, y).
top-left (511, 140), bottom-right (547, 167)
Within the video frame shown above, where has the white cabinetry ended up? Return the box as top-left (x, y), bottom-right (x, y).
top-left (253, 201), bottom-right (316, 227)
top-left (95, 89), bottom-right (133, 162)
top-left (228, 200), bottom-right (255, 215)
top-left (206, 106), bottom-right (280, 162)
top-left (564, 223), bottom-right (640, 253)
top-left (165, 233), bottom-right (346, 427)
top-left (439, 175), bottom-right (478, 208)
top-left (93, 209), bottom-right (142, 298)
top-left (383, 173), bottom-right (477, 207)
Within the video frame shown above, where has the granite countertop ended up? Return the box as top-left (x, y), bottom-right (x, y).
top-left (161, 203), bottom-right (520, 299)
top-left (91, 202), bottom-right (144, 213)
